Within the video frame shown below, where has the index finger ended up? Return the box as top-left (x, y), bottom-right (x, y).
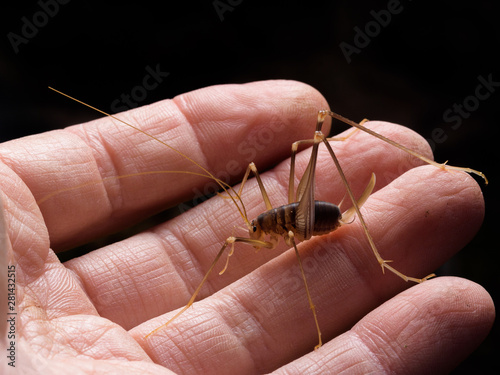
top-left (0, 80), bottom-right (329, 250)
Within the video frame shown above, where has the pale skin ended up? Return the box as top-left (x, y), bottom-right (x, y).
top-left (0, 80), bottom-right (494, 374)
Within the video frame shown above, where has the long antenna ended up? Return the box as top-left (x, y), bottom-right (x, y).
top-left (47, 87), bottom-right (251, 224)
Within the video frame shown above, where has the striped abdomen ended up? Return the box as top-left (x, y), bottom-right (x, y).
top-left (254, 200), bottom-right (341, 241)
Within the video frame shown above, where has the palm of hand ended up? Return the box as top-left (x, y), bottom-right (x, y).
top-left (0, 81), bottom-right (493, 374)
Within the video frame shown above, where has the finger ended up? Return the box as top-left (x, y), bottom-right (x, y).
top-left (65, 121), bottom-right (432, 330)
top-left (274, 277), bottom-right (494, 374)
top-left (291, 119), bottom-right (434, 204)
top-left (0, 168), bottom-right (180, 370)
top-left (0, 80), bottom-right (328, 250)
top-left (129, 165), bottom-right (485, 373)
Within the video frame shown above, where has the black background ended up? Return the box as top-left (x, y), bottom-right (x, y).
top-left (1, 0), bottom-right (498, 373)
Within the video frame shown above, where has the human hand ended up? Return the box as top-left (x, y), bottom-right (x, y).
top-left (0, 81), bottom-right (494, 374)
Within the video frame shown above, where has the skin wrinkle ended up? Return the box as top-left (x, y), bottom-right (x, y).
top-left (63, 126), bottom-right (118, 213)
top-left (328, 220), bottom-right (386, 306)
top-left (119, 267), bottom-right (151, 326)
top-left (167, 215), bottom-right (223, 301)
top-left (171, 95), bottom-right (224, 180)
top-left (67, 325), bottom-right (111, 359)
top-left (214, 289), bottom-right (261, 373)
top-left (231, 272), bottom-right (283, 362)
top-left (72, 252), bottom-right (123, 315)
top-left (145, 308), bottom-right (202, 367)
top-left (24, 321), bottom-right (60, 358)
top-left (86, 124), bottom-right (127, 205)
top-left (65, 100), bottom-right (204, 231)
top-left (162, 307), bottom-right (242, 374)
top-left (344, 331), bottom-right (387, 374)
top-left (291, 352), bottom-right (324, 374)
top-left (64, 266), bottom-right (86, 298)
top-left (57, 318), bottom-right (135, 361)
top-left (229, 267), bottom-right (317, 371)
top-left (95, 128), bottom-right (138, 214)
top-left (391, 298), bottom-right (424, 349)
top-left (360, 195), bottom-right (414, 259)
top-left (24, 257), bottom-right (97, 319)
top-left (295, 225), bottom-right (380, 336)
top-left (122, 231), bottom-right (200, 328)
top-left (41, 267), bottom-right (86, 318)
top-left (320, 239), bottom-right (378, 330)
top-left (9, 210), bottom-right (42, 261)
top-left (23, 314), bottom-right (71, 357)
top-left (2, 193), bottom-right (48, 282)
top-left (122, 113), bottom-right (194, 178)
top-left (357, 321), bottom-right (403, 373)
top-left (130, 249), bottom-right (178, 316)
top-left (341, 347), bottom-right (380, 375)
top-left (109, 250), bottom-right (159, 324)
top-left (140, 233), bottom-right (181, 292)
top-left (349, 279), bottom-right (485, 374)
top-left (91, 254), bottom-right (127, 313)
top-left (150, 229), bottom-right (196, 298)
top-left (132, 101), bottom-right (178, 137)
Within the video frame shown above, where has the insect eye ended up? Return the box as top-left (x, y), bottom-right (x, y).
top-left (252, 226), bottom-right (257, 233)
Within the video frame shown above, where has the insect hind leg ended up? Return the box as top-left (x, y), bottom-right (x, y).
top-left (315, 113), bottom-right (435, 284)
top-left (324, 110), bottom-right (488, 184)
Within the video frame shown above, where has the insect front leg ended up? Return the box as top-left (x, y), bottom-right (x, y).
top-left (145, 236), bottom-right (273, 338)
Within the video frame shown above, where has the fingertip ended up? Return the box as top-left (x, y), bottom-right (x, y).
top-left (172, 79), bottom-right (331, 178)
top-left (174, 79), bottom-right (329, 135)
top-left (361, 120), bottom-right (435, 165)
top-left (352, 276), bottom-right (495, 374)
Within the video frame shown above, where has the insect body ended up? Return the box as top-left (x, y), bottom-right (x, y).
top-left (47, 88), bottom-right (487, 351)
top-left (252, 200), bottom-right (342, 243)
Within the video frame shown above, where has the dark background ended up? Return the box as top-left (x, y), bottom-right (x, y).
top-left (1, 0), bottom-right (498, 373)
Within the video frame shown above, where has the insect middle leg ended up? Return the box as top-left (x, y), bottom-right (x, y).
top-left (145, 162), bottom-right (279, 339)
top-left (224, 159), bottom-right (331, 350)
top-left (145, 235), bottom-right (274, 338)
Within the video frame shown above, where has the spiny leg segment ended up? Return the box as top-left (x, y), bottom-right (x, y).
top-left (314, 110), bottom-right (436, 282)
top-left (318, 109), bottom-right (486, 279)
